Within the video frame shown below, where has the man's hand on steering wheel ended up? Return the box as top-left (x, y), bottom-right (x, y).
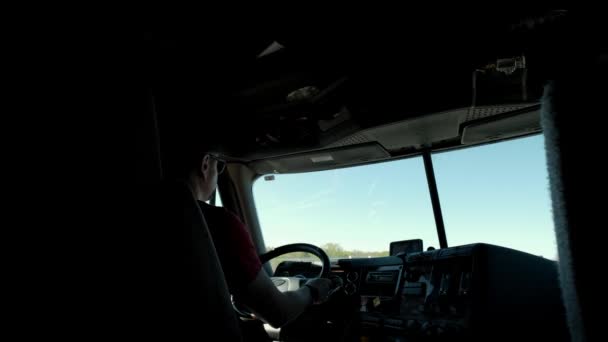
top-left (304, 278), bottom-right (333, 305)
top-left (262, 243), bottom-right (341, 305)
top-left (232, 243), bottom-right (342, 326)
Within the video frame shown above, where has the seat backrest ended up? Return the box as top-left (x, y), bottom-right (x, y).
top-left (136, 91), bottom-right (241, 340)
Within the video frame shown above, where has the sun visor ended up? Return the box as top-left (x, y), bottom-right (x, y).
top-left (461, 106), bottom-right (541, 145)
top-left (251, 142), bottom-right (390, 174)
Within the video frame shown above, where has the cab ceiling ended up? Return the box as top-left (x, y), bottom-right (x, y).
top-left (144, 9), bottom-right (582, 167)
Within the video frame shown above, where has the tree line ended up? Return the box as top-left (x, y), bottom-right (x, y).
top-left (266, 242), bottom-right (389, 259)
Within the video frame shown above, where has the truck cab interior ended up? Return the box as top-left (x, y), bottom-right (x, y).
top-left (136, 9), bottom-right (605, 342)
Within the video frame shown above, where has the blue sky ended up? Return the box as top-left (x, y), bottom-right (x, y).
top-left (253, 135), bottom-right (558, 260)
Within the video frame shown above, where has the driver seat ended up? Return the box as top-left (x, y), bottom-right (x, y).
top-left (135, 90), bottom-right (242, 341)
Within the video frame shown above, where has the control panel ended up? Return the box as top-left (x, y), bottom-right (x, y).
top-left (353, 243), bottom-right (566, 341)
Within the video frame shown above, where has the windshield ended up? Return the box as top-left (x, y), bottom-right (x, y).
top-left (432, 135), bottom-right (557, 259)
top-left (254, 156), bottom-right (439, 260)
top-left (253, 134), bottom-right (557, 262)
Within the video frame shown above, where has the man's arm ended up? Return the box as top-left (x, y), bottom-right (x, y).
top-left (239, 270), bottom-right (331, 328)
top-left (207, 207), bottom-right (332, 327)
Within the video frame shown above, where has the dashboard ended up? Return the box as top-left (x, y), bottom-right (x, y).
top-left (273, 243), bottom-right (568, 341)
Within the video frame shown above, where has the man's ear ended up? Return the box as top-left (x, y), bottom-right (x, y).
top-left (200, 154), bottom-right (210, 178)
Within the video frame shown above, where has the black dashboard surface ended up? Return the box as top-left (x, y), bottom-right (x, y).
top-left (273, 243), bottom-right (567, 341)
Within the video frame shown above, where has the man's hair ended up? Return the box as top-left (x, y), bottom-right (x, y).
top-left (163, 133), bottom-right (223, 181)
top-left (153, 83), bottom-right (230, 181)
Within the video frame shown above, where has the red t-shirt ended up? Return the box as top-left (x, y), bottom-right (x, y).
top-left (198, 201), bottom-right (262, 295)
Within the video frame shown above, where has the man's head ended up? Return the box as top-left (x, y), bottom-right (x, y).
top-left (188, 152), bottom-right (226, 202)
top-left (165, 135), bottom-right (226, 202)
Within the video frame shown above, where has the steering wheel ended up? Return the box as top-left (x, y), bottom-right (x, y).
top-left (260, 243), bottom-right (331, 278)
top-left (233, 243), bottom-right (331, 318)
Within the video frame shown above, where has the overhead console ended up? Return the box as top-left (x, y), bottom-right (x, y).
top-left (338, 243), bottom-right (568, 341)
